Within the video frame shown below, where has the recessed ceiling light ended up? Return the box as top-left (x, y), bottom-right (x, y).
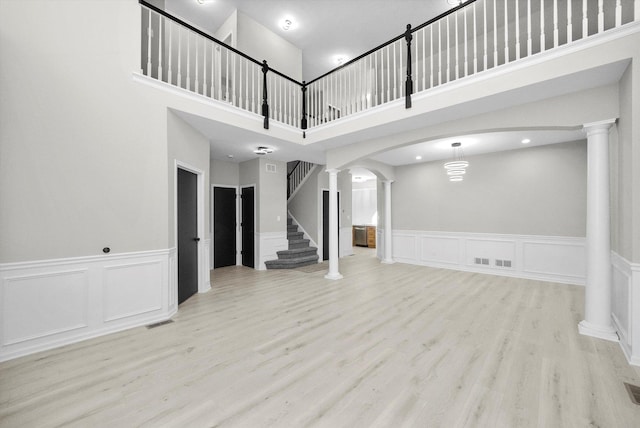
top-left (334, 55), bottom-right (347, 66)
top-left (227, 154), bottom-right (234, 159)
top-left (416, 155), bottom-right (422, 160)
top-left (522, 138), bottom-right (531, 144)
top-left (281, 18), bottom-right (294, 31)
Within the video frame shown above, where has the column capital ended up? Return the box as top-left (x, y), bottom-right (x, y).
top-left (383, 179), bottom-right (394, 184)
top-left (583, 118), bottom-right (616, 136)
top-left (325, 168), bottom-right (340, 175)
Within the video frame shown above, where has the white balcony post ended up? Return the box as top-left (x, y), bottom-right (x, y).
top-left (578, 119), bottom-right (618, 342)
top-left (382, 180), bottom-right (395, 264)
top-left (325, 169), bottom-right (343, 280)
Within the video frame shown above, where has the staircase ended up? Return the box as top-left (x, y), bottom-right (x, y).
top-left (265, 217), bottom-right (319, 269)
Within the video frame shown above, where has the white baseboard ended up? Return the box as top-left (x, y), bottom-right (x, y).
top-left (0, 249), bottom-right (179, 362)
top-left (611, 251), bottom-right (640, 366)
top-left (391, 230), bottom-right (586, 285)
top-left (257, 232), bottom-right (288, 270)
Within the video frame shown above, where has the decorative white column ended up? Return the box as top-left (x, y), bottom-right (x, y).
top-left (578, 119), bottom-right (618, 342)
top-left (325, 169), bottom-right (343, 280)
top-left (382, 180), bottom-right (395, 264)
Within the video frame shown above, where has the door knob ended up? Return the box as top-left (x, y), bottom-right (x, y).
top-left (194, 237), bottom-right (200, 242)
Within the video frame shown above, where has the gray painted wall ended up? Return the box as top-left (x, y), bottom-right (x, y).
top-left (288, 167), bottom-right (352, 245)
top-left (392, 142), bottom-right (587, 237)
top-left (288, 167), bottom-right (320, 243)
top-left (238, 158), bottom-right (287, 234)
top-left (237, 11), bottom-right (302, 81)
top-left (0, 0), bottom-right (170, 262)
top-left (613, 62), bottom-right (637, 261)
top-left (167, 112), bottom-right (211, 248)
top-left (211, 159), bottom-right (240, 187)
top-left (258, 158), bottom-right (287, 233)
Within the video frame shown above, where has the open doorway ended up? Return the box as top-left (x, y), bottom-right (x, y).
top-left (322, 190), bottom-right (340, 261)
top-left (351, 168), bottom-right (377, 256)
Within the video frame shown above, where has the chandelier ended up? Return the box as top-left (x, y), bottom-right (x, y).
top-left (443, 142), bottom-right (468, 182)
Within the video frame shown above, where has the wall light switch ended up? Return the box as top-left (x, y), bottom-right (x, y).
top-left (277, 216), bottom-right (281, 221)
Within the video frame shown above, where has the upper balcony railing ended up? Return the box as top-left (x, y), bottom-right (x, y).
top-left (140, 0), bottom-right (639, 133)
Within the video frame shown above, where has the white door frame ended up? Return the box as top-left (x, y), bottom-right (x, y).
top-left (175, 160), bottom-right (209, 296)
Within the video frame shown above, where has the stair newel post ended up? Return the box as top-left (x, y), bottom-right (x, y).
top-left (404, 24), bottom-right (413, 109)
top-left (301, 81), bottom-right (308, 130)
top-left (261, 60), bottom-right (269, 129)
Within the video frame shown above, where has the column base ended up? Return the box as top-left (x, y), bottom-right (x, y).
top-left (381, 259), bottom-right (395, 265)
top-left (578, 320), bottom-right (619, 342)
top-left (324, 272), bottom-right (343, 280)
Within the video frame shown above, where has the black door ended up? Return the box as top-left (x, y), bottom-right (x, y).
top-left (213, 187), bottom-right (237, 268)
top-left (177, 168), bottom-right (199, 305)
top-left (241, 186), bottom-right (255, 268)
top-left (322, 190), bottom-right (340, 261)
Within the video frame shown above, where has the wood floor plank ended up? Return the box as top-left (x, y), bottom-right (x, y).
top-left (1, 249), bottom-right (640, 427)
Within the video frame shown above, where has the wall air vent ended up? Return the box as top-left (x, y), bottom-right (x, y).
top-left (495, 259), bottom-right (513, 268)
top-left (266, 163), bottom-right (277, 173)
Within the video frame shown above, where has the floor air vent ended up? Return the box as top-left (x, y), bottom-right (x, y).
top-left (146, 319), bottom-right (174, 329)
top-left (624, 382), bottom-right (640, 405)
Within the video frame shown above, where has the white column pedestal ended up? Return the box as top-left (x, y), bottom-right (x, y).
top-left (382, 180), bottom-right (395, 264)
top-left (578, 119), bottom-right (618, 342)
top-left (325, 169), bottom-right (343, 280)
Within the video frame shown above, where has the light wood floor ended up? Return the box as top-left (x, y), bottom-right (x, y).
top-left (2, 249), bottom-right (640, 427)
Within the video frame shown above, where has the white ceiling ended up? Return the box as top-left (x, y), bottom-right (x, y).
top-left (164, 0), bottom-right (454, 80)
top-left (172, 109), bottom-right (326, 164)
top-left (370, 129), bottom-right (587, 166)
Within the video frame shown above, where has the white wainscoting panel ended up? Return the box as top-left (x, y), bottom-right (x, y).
top-left (2, 269), bottom-right (89, 346)
top-left (340, 227), bottom-right (354, 257)
top-left (376, 228), bottom-right (384, 260)
top-left (257, 232), bottom-right (288, 270)
top-left (522, 239), bottom-right (585, 281)
top-left (420, 236), bottom-right (459, 266)
top-left (611, 251), bottom-right (640, 366)
top-left (466, 239), bottom-right (516, 267)
top-left (103, 261), bottom-right (163, 322)
top-left (393, 230), bottom-right (586, 285)
top-left (393, 232), bottom-right (417, 261)
top-left (0, 249), bottom-right (175, 362)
